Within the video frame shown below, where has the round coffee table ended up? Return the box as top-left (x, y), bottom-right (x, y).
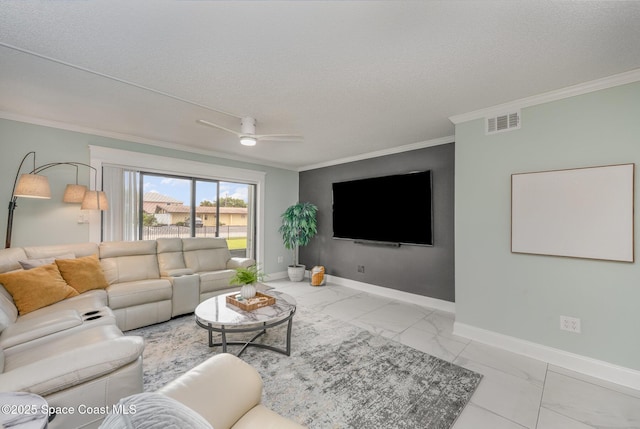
top-left (195, 289), bottom-right (296, 357)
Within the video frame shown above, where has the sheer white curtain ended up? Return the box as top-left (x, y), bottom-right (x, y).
top-left (102, 166), bottom-right (139, 241)
top-left (246, 184), bottom-right (256, 259)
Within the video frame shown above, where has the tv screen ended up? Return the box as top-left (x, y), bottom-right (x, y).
top-left (332, 170), bottom-right (433, 246)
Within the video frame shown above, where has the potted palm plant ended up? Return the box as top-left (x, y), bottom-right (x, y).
top-left (279, 202), bottom-right (318, 282)
top-left (230, 265), bottom-right (264, 299)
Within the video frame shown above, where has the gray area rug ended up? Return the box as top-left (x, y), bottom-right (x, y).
top-left (127, 307), bottom-right (482, 428)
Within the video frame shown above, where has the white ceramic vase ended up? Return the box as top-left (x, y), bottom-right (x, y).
top-left (240, 283), bottom-right (257, 299)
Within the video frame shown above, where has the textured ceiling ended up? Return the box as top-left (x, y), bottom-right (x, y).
top-left (1, 1), bottom-right (640, 170)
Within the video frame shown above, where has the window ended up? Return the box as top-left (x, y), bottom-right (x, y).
top-left (94, 147), bottom-right (263, 262)
top-left (138, 173), bottom-right (255, 258)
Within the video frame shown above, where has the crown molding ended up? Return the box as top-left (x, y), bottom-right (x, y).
top-left (449, 68), bottom-right (640, 125)
top-left (298, 135), bottom-right (455, 172)
top-left (0, 111), bottom-right (295, 171)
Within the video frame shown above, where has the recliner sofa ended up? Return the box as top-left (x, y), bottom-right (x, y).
top-left (0, 237), bottom-right (256, 428)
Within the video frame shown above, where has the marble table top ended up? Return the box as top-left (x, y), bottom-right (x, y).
top-left (195, 289), bottom-right (296, 326)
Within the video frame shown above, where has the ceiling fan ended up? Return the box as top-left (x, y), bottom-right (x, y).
top-left (196, 117), bottom-right (303, 146)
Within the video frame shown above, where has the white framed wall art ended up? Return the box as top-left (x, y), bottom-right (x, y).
top-left (511, 163), bottom-right (634, 262)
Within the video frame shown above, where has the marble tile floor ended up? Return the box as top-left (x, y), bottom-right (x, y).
top-left (265, 279), bottom-right (640, 429)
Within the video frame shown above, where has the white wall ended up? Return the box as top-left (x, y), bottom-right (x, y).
top-left (0, 118), bottom-right (298, 274)
top-left (454, 81), bottom-right (640, 374)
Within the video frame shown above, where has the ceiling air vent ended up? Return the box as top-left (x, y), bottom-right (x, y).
top-left (486, 111), bottom-right (521, 135)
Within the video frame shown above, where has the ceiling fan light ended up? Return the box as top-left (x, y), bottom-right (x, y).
top-left (240, 136), bottom-right (257, 146)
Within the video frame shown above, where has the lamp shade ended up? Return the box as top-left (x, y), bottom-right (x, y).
top-left (14, 174), bottom-right (51, 199)
top-left (81, 191), bottom-right (109, 210)
top-left (63, 184), bottom-right (87, 203)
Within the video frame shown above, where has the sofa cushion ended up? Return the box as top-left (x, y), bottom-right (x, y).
top-left (0, 309), bottom-right (83, 350)
top-left (198, 269), bottom-right (236, 294)
top-left (157, 238), bottom-right (193, 277)
top-left (23, 242), bottom-right (99, 259)
top-left (157, 238), bottom-right (183, 254)
top-left (99, 393), bottom-right (213, 429)
top-left (227, 257), bottom-right (256, 269)
top-left (19, 290), bottom-right (108, 318)
top-left (107, 279), bottom-right (172, 310)
top-left (0, 286), bottom-right (18, 332)
top-left (182, 238), bottom-right (231, 273)
top-left (100, 241), bottom-right (160, 284)
top-left (0, 264), bottom-right (79, 315)
top-left (0, 247), bottom-right (28, 274)
top-left (99, 240), bottom-right (157, 259)
top-left (0, 303), bottom-right (14, 333)
top-left (18, 253), bottom-right (75, 270)
top-left (56, 254), bottom-right (109, 294)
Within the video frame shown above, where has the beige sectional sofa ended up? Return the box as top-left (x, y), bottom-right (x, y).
top-left (0, 237), bottom-right (256, 428)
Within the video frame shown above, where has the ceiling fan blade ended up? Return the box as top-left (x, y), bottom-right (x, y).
top-left (196, 119), bottom-right (241, 137)
top-left (198, 118), bottom-right (303, 143)
top-left (256, 134), bottom-right (304, 142)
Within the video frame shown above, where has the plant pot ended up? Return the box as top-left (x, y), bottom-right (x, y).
top-left (240, 284), bottom-right (257, 299)
top-left (287, 265), bottom-right (306, 282)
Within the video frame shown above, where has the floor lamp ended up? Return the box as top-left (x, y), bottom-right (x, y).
top-left (5, 151), bottom-right (109, 248)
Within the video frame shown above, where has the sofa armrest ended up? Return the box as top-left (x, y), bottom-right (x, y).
top-left (161, 268), bottom-right (195, 277)
top-left (0, 326), bottom-right (144, 396)
top-left (0, 309), bottom-right (83, 350)
top-left (159, 353), bottom-right (262, 429)
top-left (226, 258), bottom-right (256, 269)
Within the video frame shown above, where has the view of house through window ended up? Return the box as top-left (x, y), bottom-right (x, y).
top-left (140, 172), bottom-right (255, 258)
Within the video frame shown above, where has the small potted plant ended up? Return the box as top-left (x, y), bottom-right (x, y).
top-left (230, 265), bottom-right (265, 299)
top-left (279, 202), bottom-right (318, 282)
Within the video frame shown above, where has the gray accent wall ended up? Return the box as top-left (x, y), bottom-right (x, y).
top-left (299, 143), bottom-right (455, 302)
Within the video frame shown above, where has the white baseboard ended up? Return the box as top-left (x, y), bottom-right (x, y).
top-left (270, 271), bottom-right (640, 390)
top-left (265, 271), bottom-right (290, 280)
top-left (454, 321), bottom-right (640, 391)
top-left (326, 275), bottom-right (455, 313)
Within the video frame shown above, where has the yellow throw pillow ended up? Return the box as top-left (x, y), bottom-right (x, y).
top-left (0, 264), bottom-right (79, 315)
top-left (55, 254), bottom-right (109, 294)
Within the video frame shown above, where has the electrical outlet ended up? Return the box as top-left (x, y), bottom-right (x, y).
top-left (560, 315), bottom-right (581, 333)
top-left (77, 213), bottom-right (89, 224)
top-left (357, 265), bottom-right (365, 273)
top-left (277, 256), bottom-right (283, 263)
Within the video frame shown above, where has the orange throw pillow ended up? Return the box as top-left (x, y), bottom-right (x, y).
top-left (0, 264), bottom-right (79, 315)
top-left (55, 254), bottom-right (109, 294)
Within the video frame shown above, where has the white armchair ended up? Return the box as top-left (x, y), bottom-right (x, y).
top-left (101, 353), bottom-right (305, 429)
top-left (159, 353), bottom-right (305, 429)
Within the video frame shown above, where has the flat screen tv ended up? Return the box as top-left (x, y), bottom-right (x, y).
top-left (332, 170), bottom-right (433, 246)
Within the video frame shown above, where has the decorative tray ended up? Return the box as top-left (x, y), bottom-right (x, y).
top-left (226, 292), bottom-right (276, 311)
